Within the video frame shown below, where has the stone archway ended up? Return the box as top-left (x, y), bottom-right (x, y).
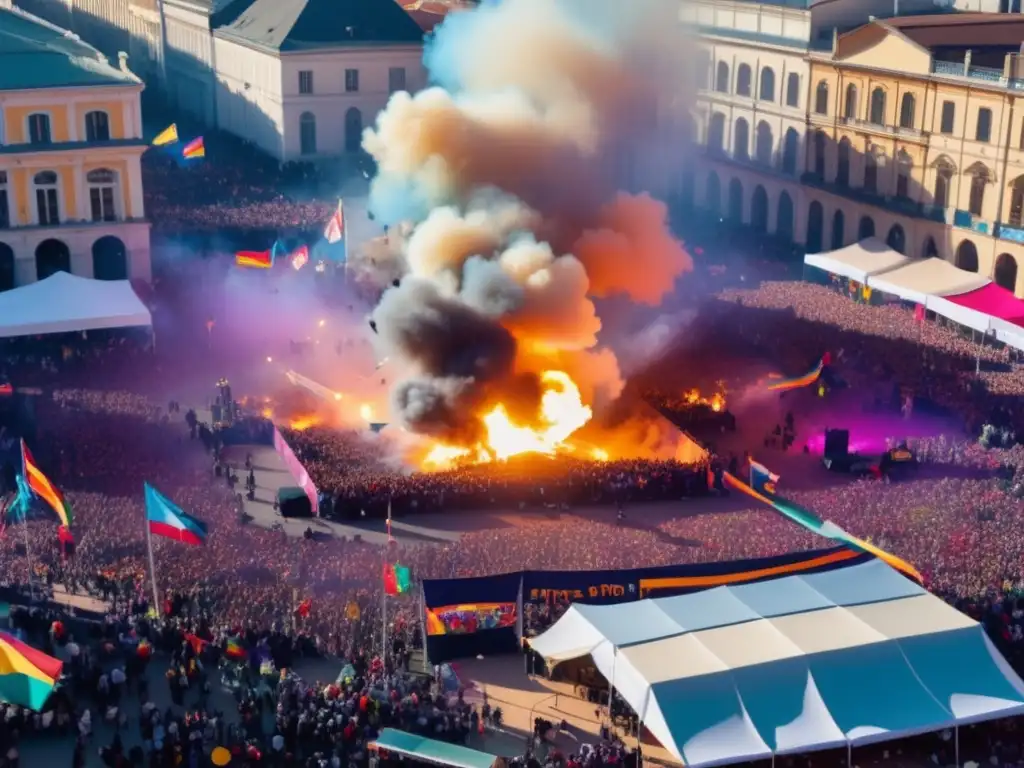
top-left (995, 253), bottom-right (1018, 292)
top-left (776, 192), bottom-right (794, 241)
top-left (92, 236), bottom-right (128, 280)
top-left (728, 179), bottom-right (743, 224)
top-left (750, 186), bottom-right (769, 233)
top-left (886, 224), bottom-right (906, 254)
top-left (806, 201), bottom-right (824, 253)
top-left (858, 216), bottom-right (875, 241)
top-left (956, 240), bottom-right (979, 273)
top-left (0, 243), bottom-right (13, 292)
top-left (35, 238), bottom-right (70, 281)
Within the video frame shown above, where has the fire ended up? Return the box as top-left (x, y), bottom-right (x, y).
top-left (682, 388), bottom-right (726, 413)
top-left (422, 370), bottom-right (593, 469)
top-left (360, 403), bottom-right (375, 421)
top-left (288, 415), bottom-right (321, 431)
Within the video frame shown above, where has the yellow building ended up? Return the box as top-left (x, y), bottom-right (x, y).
top-left (806, 13), bottom-right (1024, 296)
top-left (0, 5), bottom-right (151, 290)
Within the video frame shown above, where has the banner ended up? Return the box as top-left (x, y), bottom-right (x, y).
top-left (272, 426), bottom-right (319, 516)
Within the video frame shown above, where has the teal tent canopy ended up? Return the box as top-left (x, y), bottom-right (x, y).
top-left (370, 728), bottom-right (505, 768)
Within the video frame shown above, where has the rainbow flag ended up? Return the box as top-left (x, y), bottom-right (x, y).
top-left (152, 123), bottom-right (179, 146)
top-left (21, 440), bottom-right (72, 528)
top-left (235, 249), bottom-right (273, 269)
top-left (225, 637), bottom-right (246, 660)
top-left (0, 632), bottom-right (62, 710)
top-left (182, 137), bottom-right (205, 159)
top-left (766, 359), bottom-right (825, 392)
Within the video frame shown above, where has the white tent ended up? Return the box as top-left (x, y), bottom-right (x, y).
top-left (0, 272), bottom-right (152, 338)
top-left (803, 238), bottom-right (911, 282)
top-left (866, 258), bottom-right (989, 305)
top-left (530, 560), bottom-right (1024, 768)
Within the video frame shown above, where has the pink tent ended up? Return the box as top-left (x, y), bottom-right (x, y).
top-left (946, 283), bottom-right (1024, 326)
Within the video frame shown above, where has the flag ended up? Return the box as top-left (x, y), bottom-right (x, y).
top-left (235, 250), bottom-right (273, 269)
top-left (295, 598), bottom-right (312, 618)
top-left (144, 483), bottom-right (208, 546)
top-left (290, 245), bottom-right (309, 271)
top-left (182, 137), bottom-right (205, 159)
top-left (369, 423), bottom-right (388, 434)
top-left (766, 357), bottom-right (825, 392)
top-left (383, 563), bottom-right (411, 596)
top-left (386, 499), bottom-right (393, 543)
top-left (345, 601), bottom-right (361, 621)
top-left (748, 459), bottom-right (780, 495)
top-left (152, 123), bottom-right (179, 146)
top-left (21, 441), bottom-right (72, 528)
top-left (323, 200), bottom-right (345, 244)
top-left (184, 633), bottom-right (207, 656)
top-left (225, 637), bottom-right (246, 660)
top-left (0, 631), bottom-right (62, 711)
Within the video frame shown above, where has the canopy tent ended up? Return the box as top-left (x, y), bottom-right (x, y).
top-left (803, 238), bottom-right (911, 282)
top-left (0, 272), bottom-right (151, 338)
top-left (529, 559), bottom-right (1024, 768)
top-left (866, 258), bottom-right (989, 305)
top-left (927, 282), bottom-right (1024, 335)
top-left (369, 729), bottom-right (506, 768)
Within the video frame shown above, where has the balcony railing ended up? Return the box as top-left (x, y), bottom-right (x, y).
top-left (799, 173), bottom-right (945, 222)
top-left (996, 223), bottom-right (1024, 244)
top-left (837, 115), bottom-right (926, 140)
top-left (953, 210), bottom-right (992, 235)
top-left (931, 60), bottom-right (1024, 91)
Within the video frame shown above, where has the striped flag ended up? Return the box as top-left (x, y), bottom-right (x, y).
top-left (21, 441), bottom-right (72, 528)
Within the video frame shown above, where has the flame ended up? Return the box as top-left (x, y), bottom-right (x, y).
top-left (422, 370), bottom-right (593, 469)
top-left (288, 415), bottom-right (321, 431)
top-left (360, 403), bottom-right (375, 421)
top-left (682, 388), bottom-right (726, 413)
top-left (590, 447), bottom-right (610, 462)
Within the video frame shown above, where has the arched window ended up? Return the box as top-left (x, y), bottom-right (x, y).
top-left (28, 113), bottom-right (51, 144)
top-left (956, 240), bottom-right (979, 272)
top-left (0, 171), bottom-right (9, 230)
top-left (708, 113), bottom-right (726, 153)
top-left (831, 210), bottom-right (845, 249)
top-left (777, 191), bottom-right (794, 239)
top-left (86, 168), bottom-right (119, 222)
top-left (869, 87), bottom-right (886, 125)
top-left (782, 128), bottom-right (799, 175)
top-left (806, 201), bottom-right (824, 252)
top-left (785, 73), bottom-right (800, 107)
top-left (85, 110), bottom-right (110, 142)
top-left (969, 167), bottom-right (989, 216)
top-left (33, 170), bottom-right (60, 226)
top-left (899, 93), bottom-right (916, 129)
top-left (755, 121), bottom-right (773, 165)
top-left (844, 84), bottom-right (858, 120)
top-left (715, 61), bottom-right (730, 93)
top-left (728, 178), bottom-right (744, 223)
top-left (934, 160), bottom-right (954, 209)
top-left (751, 186), bottom-right (769, 233)
top-left (300, 112), bottom-right (317, 155)
top-left (813, 130), bottom-right (826, 178)
top-left (836, 138), bottom-right (851, 187)
top-left (759, 67), bottom-right (776, 101)
top-left (996, 253), bottom-right (1019, 293)
top-left (864, 151), bottom-right (878, 193)
top-left (896, 150), bottom-right (912, 199)
top-left (344, 108), bottom-right (363, 153)
top-left (734, 118), bottom-right (749, 161)
top-left (922, 236), bottom-right (938, 259)
top-left (35, 239), bottom-right (70, 280)
top-left (814, 81), bottom-right (829, 115)
top-left (858, 216), bottom-right (875, 240)
top-left (92, 236), bottom-right (128, 280)
top-left (887, 224), bottom-right (906, 254)
top-left (736, 64), bottom-right (752, 97)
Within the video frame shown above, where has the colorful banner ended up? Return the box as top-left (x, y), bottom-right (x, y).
top-left (272, 426), bottom-right (319, 516)
top-left (426, 602), bottom-right (517, 636)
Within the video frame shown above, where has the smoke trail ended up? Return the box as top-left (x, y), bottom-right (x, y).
top-left (364, 0), bottom-right (693, 441)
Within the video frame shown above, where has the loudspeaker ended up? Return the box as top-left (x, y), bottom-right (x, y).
top-left (823, 428), bottom-right (849, 458)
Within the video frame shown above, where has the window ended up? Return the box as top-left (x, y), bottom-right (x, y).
top-left (813, 130), bottom-right (826, 178)
top-left (84, 110), bottom-right (110, 142)
top-left (896, 151), bottom-right (911, 198)
top-left (759, 67), bottom-right (775, 102)
top-left (28, 113), bottom-right (51, 144)
top-left (344, 69), bottom-right (359, 92)
top-left (708, 113), bottom-right (725, 152)
top-left (899, 93), bottom-right (916, 129)
top-left (86, 168), bottom-right (118, 222)
top-left (940, 101), bottom-right (956, 134)
top-left (300, 112), bottom-right (317, 156)
top-left (782, 128), bottom-right (799, 174)
top-left (736, 64), bottom-right (752, 97)
top-left (837, 138), bottom-right (850, 186)
top-left (755, 121), bottom-right (773, 164)
top-left (298, 70), bottom-right (314, 94)
top-left (33, 170), bottom-right (60, 225)
top-left (814, 81), bottom-right (829, 114)
top-left (934, 161), bottom-right (953, 208)
top-left (715, 62), bottom-right (730, 93)
top-left (844, 84), bottom-right (858, 120)
top-left (388, 67), bottom-right (406, 93)
top-left (734, 118), bottom-right (749, 160)
top-left (0, 171), bottom-right (8, 229)
top-left (976, 108), bottom-right (993, 142)
top-left (786, 73), bottom-right (800, 107)
top-left (969, 169), bottom-right (988, 216)
top-left (864, 152), bottom-right (878, 193)
top-left (869, 87), bottom-right (886, 125)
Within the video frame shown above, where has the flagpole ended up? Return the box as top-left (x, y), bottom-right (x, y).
top-left (145, 514), bottom-right (160, 616)
top-left (382, 575), bottom-right (388, 669)
top-left (21, 513), bottom-right (34, 602)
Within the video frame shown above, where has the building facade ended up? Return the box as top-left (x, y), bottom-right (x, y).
top-left (0, 7), bottom-right (151, 289)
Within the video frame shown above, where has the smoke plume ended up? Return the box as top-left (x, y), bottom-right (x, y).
top-left (364, 0), bottom-right (693, 443)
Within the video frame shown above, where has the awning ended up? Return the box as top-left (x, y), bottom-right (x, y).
top-left (803, 238), bottom-right (911, 282)
top-left (927, 282), bottom-right (1024, 335)
top-left (867, 258), bottom-right (990, 304)
top-left (369, 728), bottom-right (506, 768)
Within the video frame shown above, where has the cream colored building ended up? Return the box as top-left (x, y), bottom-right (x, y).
top-left (0, 6), bottom-right (151, 289)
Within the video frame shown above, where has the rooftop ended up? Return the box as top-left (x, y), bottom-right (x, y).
top-left (0, 7), bottom-right (141, 91)
top-left (216, 0), bottom-right (425, 52)
top-left (884, 12), bottom-right (1024, 48)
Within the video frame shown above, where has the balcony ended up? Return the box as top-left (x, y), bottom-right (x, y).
top-left (931, 60), bottom-right (1024, 92)
top-left (953, 210), bottom-right (991, 235)
top-left (838, 115), bottom-right (927, 141)
top-left (799, 173), bottom-right (945, 222)
top-left (995, 223), bottom-right (1024, 244)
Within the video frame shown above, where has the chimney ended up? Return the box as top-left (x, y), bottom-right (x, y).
top-left (118, 51), bottom-right (129, 71)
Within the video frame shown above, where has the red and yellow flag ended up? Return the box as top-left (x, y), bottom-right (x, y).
top-left (21, 440), bottom-right (72, 528)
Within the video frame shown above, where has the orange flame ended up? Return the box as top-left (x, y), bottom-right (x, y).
top-left (682, 388), bottom-right (726, 413)
top-left (422, 370), bottom-right (593, 469)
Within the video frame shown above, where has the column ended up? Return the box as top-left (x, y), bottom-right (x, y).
top-left (74, 160), bottom-right (88, 221)
top-left (67, 102), bottom-right (79, 142)
top-left (126, 158), bottom-right (144, 219)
